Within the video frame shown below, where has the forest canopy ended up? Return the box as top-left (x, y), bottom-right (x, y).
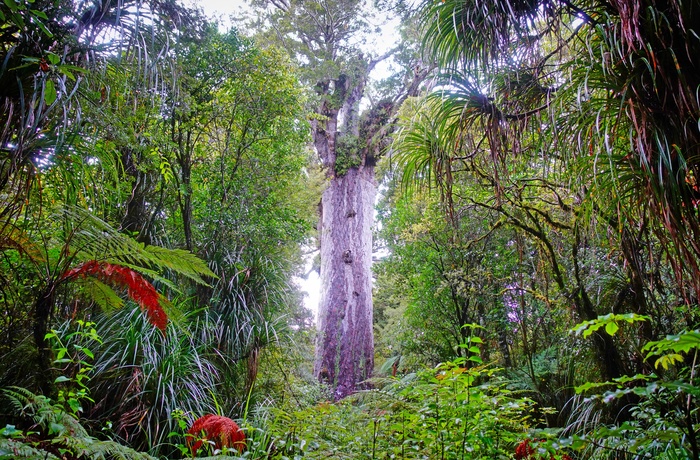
top-left (1, 0), bottom-right (699, 459)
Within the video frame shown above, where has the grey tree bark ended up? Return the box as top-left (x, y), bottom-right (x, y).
top-left (251, 0), bottom-right (430, 399)
top-left (310, 61), bottom-right (378, 399)
top-left (315, 166), bottom-right (376, 399)
top-left (311, 59), bottom-right (429, 399)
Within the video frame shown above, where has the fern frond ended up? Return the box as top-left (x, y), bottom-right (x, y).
top-left (3, 387), bottom-right (156, 460)
top-left (60, 206), bottom-right (216, 285)
top-left (144, 245), bottom-right (217, 284)
top-left (187, 415), bottom-right (246, 455)
top-left (0, 438), bottom-right (61, 459)
top-left (75, 277), bottom-right (125, 312)
top-left (3, 387), bottom-right (88, 438)
top-left (0, 223), bottom-right (44, 262)
top-left (56, 436), bottom-right (157, 460)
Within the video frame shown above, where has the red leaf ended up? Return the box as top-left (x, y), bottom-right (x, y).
top-left (62, 261), bottom-right (168, 331)
top-left (187, 414), bottom-right (246, 455)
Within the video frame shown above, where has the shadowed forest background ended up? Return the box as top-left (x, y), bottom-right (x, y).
top-left (1, 0), bottom-right (699, 459)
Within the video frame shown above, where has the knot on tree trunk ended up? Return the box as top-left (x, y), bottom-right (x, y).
top-left (343, 249), bottom-right (353, 264)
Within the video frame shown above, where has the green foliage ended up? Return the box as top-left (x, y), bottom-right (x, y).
top-left (563, 319), bottom-right (700, 459)
top-left (84, 306), bottom-right (221, 455)
top-left (58, 206), bottom-right (216, 287)
top-left (334, 135), bottom-right (362, 176)
top-left (644, 331), bottom-right (700, 370)
top-left (264, 338), bottom-right (560, 459)
top-left (572, 313), bottom-right (650, 339)
top-left (1, 387), bottom-right (156, 460)
top-left (0, 1), bottom-right (315, 458)
top-left (45, 320), bottom-right (102, 416)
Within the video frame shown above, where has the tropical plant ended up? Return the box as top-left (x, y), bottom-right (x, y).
top-left (0, 386), bottom-right (156, 460)
top-left (186, 414), bottom-right (246, 456)
top-left (263, 328), bottom-right (574, 459)
top-left (81, 306), bottom-right (219, 455)
top-left (563, 318), bottom-right (700, 459)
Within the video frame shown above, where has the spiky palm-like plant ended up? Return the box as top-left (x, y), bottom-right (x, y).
top-left (86, 306), bottom-right (220, 456)
top-left (417, 0), bottom-right (700, 298)
top-left (17, 206), bottom-right (215, 395)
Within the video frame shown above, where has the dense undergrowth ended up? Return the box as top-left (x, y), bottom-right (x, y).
top-left (2, 319), bottom-right (698, 459)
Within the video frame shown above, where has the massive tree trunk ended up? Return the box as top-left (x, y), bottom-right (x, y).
top-left (315, 165), bottom-right (376, 399)
top-left (310, 56), bottom-right (428, 398)
top-left (253, 0), bottom-right (429, 399)
top-left (310, 65), bottom-right (376, 399)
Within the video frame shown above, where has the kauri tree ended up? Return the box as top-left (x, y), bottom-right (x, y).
top-left (251, 0), bottom-right (428, 398)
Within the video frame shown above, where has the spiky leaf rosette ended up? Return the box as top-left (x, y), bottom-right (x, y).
top-left (62, 261), bottom-right (167, 331)
top-left (187, 414), bottom-right (246, 455)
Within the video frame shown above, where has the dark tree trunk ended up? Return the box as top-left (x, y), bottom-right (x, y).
top-left (120, 148), bottom-right (153, 245)
top-left (33, 284), bottom-right (56, 396)
top-left (173, 124), bottom-right (194, 252)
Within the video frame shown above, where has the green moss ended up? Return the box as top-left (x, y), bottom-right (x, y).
top-left (334, 134), bottom-right (361, 176)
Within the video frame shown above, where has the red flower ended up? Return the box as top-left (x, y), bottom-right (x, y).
top-left (62, 260), bottom-right (167, 331)
top-left (187, 414), bottom-right (246, 455)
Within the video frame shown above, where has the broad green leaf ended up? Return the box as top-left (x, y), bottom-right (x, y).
top-left (3, 0), bottom-right (18, 12)
top-left (44, 80), bottom-right (57, 105)
top-left (654, 354), bottom-right (684, 370)
top-left (605, 321), bottom-right (619, 336)
top-left (58, 67), bottom-right (75, 81)
top-left (30, 8), bottom-right (47, 19)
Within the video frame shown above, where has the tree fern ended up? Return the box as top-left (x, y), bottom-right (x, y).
top-left (61, 206), bottom-right (216, 286)
top-left (0, 223), bottom-right (44, 264)
top-left (54, 435), bottom-right (157, 460)
top-left (0, 438), bottom-right (61, 459)
top-left (4, 386), bottom-right (87, 438)
top-left (62, 261), bottom-right (168, 331)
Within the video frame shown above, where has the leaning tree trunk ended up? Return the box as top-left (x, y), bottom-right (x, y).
top-left (315, 165), bottom-right (376, 399)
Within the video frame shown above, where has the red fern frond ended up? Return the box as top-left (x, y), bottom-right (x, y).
top-left (187, 414), bottom-right (246, 455)
top-left (62, 261), bottom-right (167, 331)
top-left (515, 439), bottom-right (536, 459)
top-left (514, 439), bottom-right (571, 460)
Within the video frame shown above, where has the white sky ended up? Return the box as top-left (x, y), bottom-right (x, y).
top-left (195, 0), bottom-right (250, 23)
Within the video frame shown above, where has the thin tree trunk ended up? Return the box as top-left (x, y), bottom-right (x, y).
top-left (33, 284), bottom-right (56, 396)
